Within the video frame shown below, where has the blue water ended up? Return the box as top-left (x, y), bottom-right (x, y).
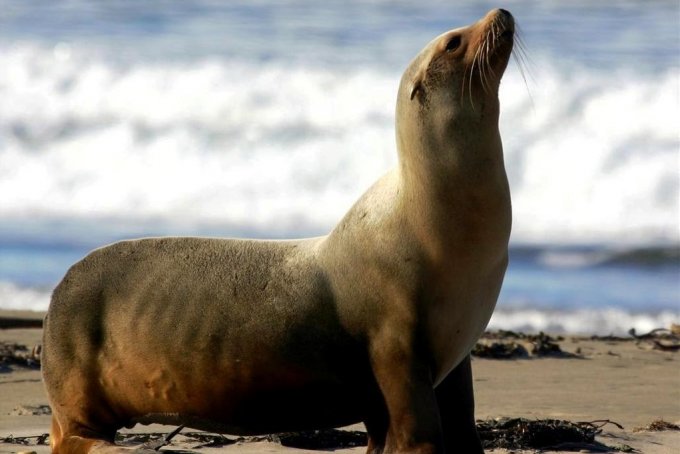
top-left (503, 248), bottom-right (679, 311)
top-left (0, 0), bottom-right (678, 333)
top-left (2, 0), bottom-right (677, 71)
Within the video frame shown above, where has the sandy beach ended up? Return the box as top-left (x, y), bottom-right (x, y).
top-left (1, 310), bottom-right (678, 454)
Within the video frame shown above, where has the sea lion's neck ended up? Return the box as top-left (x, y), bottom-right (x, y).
top-left (397, 114), bottom-right (506, 197)
top-left (395, 118), bottom-right (511, 262)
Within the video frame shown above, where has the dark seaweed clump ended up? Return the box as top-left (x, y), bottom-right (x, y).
top-left (273, 430), bottom-right (368, 449)
top-left (474, 330), bottom-right (579, 359)
top-left (471, 340), bottom-right (529, 359)
top-left (629, 328), bottom-right (680, 352)
top-left (112, 429), bottom-right (368, 450)
top-left (477, 418), bottom-right (634, 452)
top-left (179, 429), bottom-right (368, 450)
top-left (0, 341), bottom-right (41, 372)
top-left (0, 434), bottom-right (49, 446)
top-left (633, 419), bottom-right (680, 432)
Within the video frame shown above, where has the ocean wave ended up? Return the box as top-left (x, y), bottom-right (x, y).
top-left (488, 307), bottom-right (679, 336)
top-left (525, 246), bottom-right (680, 269)
top-left (0, 44), bottom-right (395, 236)
top-left (0, 281), bottom-right (51, 312)
top-left (0, 44), bottom-right (678, 244)
top-left (500, 63), bottom-right (679, 244)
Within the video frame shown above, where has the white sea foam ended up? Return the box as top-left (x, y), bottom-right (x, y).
top-left (0, 44), bottom-right (395, 236)
top-left (0, 44), bottom-right (678, 244)
top-left (488, 307), bottom-right (680, 336)
top-left (0, 281), bottom-right (51, 312)
top-left (536, 250), bottom-right (612, 269)
top-left (500, 63), bottom-right (680, 244)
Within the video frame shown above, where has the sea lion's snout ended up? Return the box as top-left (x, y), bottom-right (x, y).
top-left (498, 10), bottom-right (515, 42)
top-left (474, 8), bottom-right (515, 74)
top-left (489, 8), bottom-right (514, 27)
top-left (485, 8), bottom-right (515, 43)
top-left (402, 9), bottom-right (517, 105)
top-left (497, 8), bottom-right (514, 22)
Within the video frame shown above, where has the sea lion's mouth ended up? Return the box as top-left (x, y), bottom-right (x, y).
top-left (500, 29), bottom-right (514, 41)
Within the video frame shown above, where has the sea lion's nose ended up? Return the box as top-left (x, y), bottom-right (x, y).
top-left (489, 8), bottom-right (514, 32)
top-left (485, 8), bottom-right (514, 24)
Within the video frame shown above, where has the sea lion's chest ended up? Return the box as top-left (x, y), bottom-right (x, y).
top-left (425, 254), bottom-right (508, 386)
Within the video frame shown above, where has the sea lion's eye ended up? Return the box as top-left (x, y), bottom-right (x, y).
top-left (445, 36), bottom-right (461, 52)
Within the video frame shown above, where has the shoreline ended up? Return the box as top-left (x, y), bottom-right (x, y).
top-left (1, 311), bottom-right (678, 453)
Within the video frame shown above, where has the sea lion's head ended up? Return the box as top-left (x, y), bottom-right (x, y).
top-left (396, 9), bottom-right (515, 159)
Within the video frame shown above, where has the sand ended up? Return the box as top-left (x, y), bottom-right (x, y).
top-left (1, 310), bottom-right (678, 454)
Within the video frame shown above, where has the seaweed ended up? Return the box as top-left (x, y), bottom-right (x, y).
top-left (588, 334), bottom-right (632, 342)
top-left (528, 332), bottom-right (578, 357)
top-left (476, 418), bottom-right (634, 452)
top-left (633, 419), bottom-right (680, 432)
top-left (628, 327), bottom-right (678, 340)
top-left (480, 326), bottom-right (680, 358)
top-left (482, 330), bottom-right (565, 342)
top-left (273, 429), bottom-right (368, 449)
top-left (0, 434), bottom-right (49, 446)
top-left (471, 340), bottom-right (529, 359)
top-left (0, 342), bottom-right (41, 372)
top-left (137, 425), bottom-right (186, 451)
top-left (629, 328), bottom-right (680, 352)
top-left (10, 404), bottom-right (52, 416)
top-left (474, 331), bottom-right (579, 359)
top-left (113, 428), bottom-right (367, 450)
top-left (178, 432), bottom-right (236, 448)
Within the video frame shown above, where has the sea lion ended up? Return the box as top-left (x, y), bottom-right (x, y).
top-left (42, 8), bottom-right (514, 454)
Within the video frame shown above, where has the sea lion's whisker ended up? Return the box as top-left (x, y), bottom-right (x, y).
top-left (480, 31), bottom-right (491, 93)
top-left (482, 26), bottom-right (497, 94)
top-left (512, 52), bottom-right (534, 109)
top-left (468, 41), bottom-right (485, 109)
top-left (479, 28), bottom-right (493, 93)
top-left (512, 24), bottom-right (535, 80)
top-left (510, 23), bottom-right (534, 108)
top-left (490, 23), bottom-right (502, 78)
top-left (460, 62), bottom-right (471, 105)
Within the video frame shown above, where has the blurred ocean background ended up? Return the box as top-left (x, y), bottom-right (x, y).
top-left (0, 0), bottom-right (678, 334)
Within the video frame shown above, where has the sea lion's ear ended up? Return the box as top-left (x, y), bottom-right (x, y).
top-left (409, 68), bottom-right (426, 101)
top-left (409, 80), bottom-right (422, 100)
